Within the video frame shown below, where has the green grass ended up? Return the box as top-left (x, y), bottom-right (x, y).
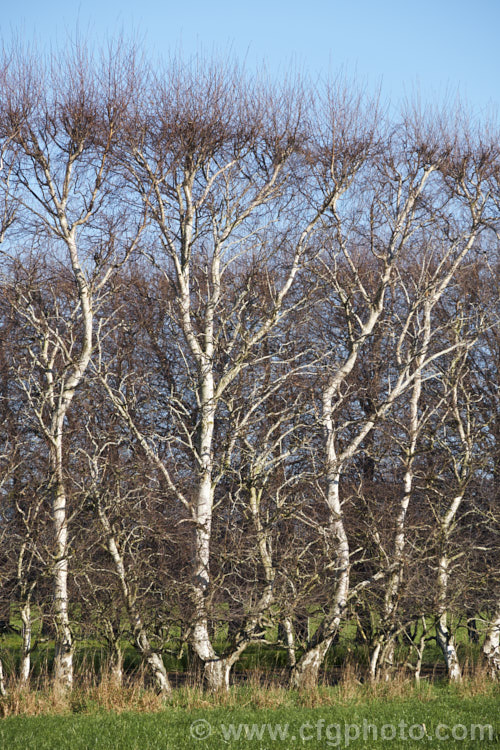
top-left (0, 689), bottom-right (498, 749)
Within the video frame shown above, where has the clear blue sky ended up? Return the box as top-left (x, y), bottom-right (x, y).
top-left (2, 0), bottom-right (499, 119)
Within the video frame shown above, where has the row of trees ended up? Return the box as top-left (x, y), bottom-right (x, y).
top-left (0, 45), bottom-right (499, 693)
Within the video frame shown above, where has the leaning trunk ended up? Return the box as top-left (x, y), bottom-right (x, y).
top-left (291, 637), bottom-right (335, 690)
top-left (99, 508), bottom-right (171, 693)
top-left (142, 649), bottom-right (171, 693)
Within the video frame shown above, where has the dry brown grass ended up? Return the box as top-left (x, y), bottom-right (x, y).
top-left (455, 660), bottom-right (499, 699)
top-left (0, 658), bottom-right (497, 717)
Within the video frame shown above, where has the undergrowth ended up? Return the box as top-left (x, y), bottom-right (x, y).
top-left (0, 662), bottom-right (498, 718)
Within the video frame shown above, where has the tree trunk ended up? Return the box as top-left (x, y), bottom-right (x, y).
top-left (52, 474), bottom-right (73, 692)
top-left (436, 556), bottom-right (461, 682)
top-left (191, 615), bottom-right (228, 691)
top-left (483, 603), bottom-right (500, 681)
top-left (283, 617), bottom-right (297, 669)
top-left (19, 600), bottom-right (32, 686)
top-left (52, 467), bottom-right (73, 692)
top-left (107, 641), bottom-right (124, 688)
top-left (0, 658), bottom-right (6, 697)
top-left (291, 638), bottom-right (333, 690)
top-left (292, 467), bottom-right (349, 689)
top-left (143, 650), bottom-right (170, 693)
top-left (190, 381), bottom-right (226, 690)
top-left (436, 613), bottom-right (461, 682)
top-left (413, 617), bottom-right (428, 684)
top-left (99, 508), bottom-right (171, 693)
top-left (370, 313), bottom-right (429, 682)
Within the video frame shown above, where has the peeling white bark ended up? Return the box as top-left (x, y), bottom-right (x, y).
top-left (436, 554), bottom-right (462, 682)
top-left (19, 601), bottom-right (32, 686)
top-left (483, 603), bottom-right (500, 680)
top-left (52, 476), bottom-right (74, 692)
top-left (282, 617), bottom-right (297, 669)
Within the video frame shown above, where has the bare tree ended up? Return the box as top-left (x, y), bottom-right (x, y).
top-left (94, 64), bottom-right (365, 690)
top-left (291, 109), bottom-right (497, 688)
top-left (0, 43), bottom-right (145, 690)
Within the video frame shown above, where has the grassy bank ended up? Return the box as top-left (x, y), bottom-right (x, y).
top-left (0, 681), bottom-right (499, 749)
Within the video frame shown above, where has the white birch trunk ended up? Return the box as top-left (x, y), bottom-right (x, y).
top-left (431, 331), bottom-right (479, 684)
top-left (190, 377), bottom-right (226, 690)
top-left (371, 416), bottom-right (419, 679)
top-left (283, 617), bottom-right (297, 669)
top-left (291, 638), bottom-right (334, 690)
top-left (49, 231), bottom-right (93, 692)
top-left (369, 641), bottom-right (382, 681)
top-left (108, 642), bottom-right (124, 689)
top-left (370, 637), bottom-right (395, 681)
top-left (435, 554), bottom-right (462, 682)
top-left (16, 539), bottom-right (35, 687)
top-left (0, 658), bottom-right (6, 697)
top-left (216, 485), bottom-right (278, 687)
top-left (19, 601), bottom-right (32, 686)
top-left (413, 617), bottom-right (428, 684)
top-left (98, 508), bottom-right (171, 693)
top-left (433, 361), bottom-right (470, 686)
top-left (370, 314), bottom-right (428, 680)
top-left (291, 464), bottom-right (350, 689)
top-left (52, 471), bottom-right (74, 691)
top-left (483, 602), bottom-right (500, 680)
top-left (291, 259), bottom-right (400, 690)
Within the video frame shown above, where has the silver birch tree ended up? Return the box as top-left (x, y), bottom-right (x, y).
top-left (0, 43), bottom-right (145, 691)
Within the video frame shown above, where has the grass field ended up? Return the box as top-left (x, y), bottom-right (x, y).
top-left (1, 613), bottom-right (498, 748)
top-left (0, 684), bottom-right (498, 749)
